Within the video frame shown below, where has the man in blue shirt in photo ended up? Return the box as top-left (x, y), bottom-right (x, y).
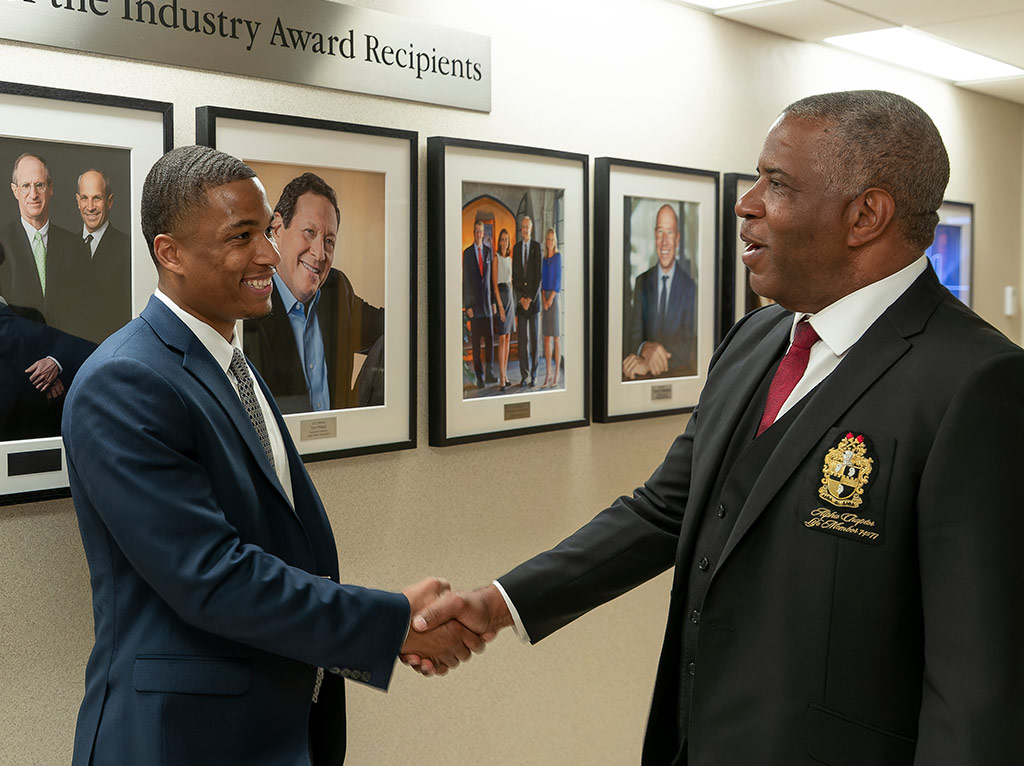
top-left (244, 173), bottom-right (384, 413)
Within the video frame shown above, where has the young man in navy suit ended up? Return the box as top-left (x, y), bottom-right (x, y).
top-left (64, 146), bottom-right (482, 766)
top-left (410, 91), bottom-right (1024, 765)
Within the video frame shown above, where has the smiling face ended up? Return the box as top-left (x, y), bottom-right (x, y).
top-left (11, 156), bottom-right (53, 228)
top-left (77, 170), bottom-right (113, 233)
top-left (520, 216), bottom-right (532, 243)
top-left (271, 191), bottom-right (338, 304)
top-left (654, 205), bottom-right (679, 273)
top-left (498, 229), bottom-right (510, 256)
top-left (736, 115), bottom-right (855, 313)
top-left (168, 178), bottom-right (279, 339)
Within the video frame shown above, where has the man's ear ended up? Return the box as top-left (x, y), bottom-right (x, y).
top-left (152, 233), bottom-right (185, 276)
top-left (846, 187), bottom-right (896, 248)
top-left (270, 211), bottom-right (284, 240)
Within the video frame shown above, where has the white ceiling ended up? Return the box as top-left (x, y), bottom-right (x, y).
top-left (697, 0), bottom-right (1024, 105)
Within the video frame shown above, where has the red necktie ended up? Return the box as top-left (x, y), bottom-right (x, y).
top-left (477, 246), bottom-right (483, 275)
top-left (756, 319), bottom-right (820, 436)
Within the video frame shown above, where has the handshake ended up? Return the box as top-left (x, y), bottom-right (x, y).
top-left (399, 579), bottom-right (514, 676)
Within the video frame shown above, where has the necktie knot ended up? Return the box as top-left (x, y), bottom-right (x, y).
top-left (791, 319), bottom-right (819, 349)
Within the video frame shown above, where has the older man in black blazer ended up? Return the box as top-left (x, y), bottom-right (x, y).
top-left (410, 91), bottom-right (1024, 765)
top-left (75, 168), bottom-right (132, 343)
top-left (0, 153), bottom-right (87, 333)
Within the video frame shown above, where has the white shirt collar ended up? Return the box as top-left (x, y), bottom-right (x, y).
top-left (153, 288), bottom-right (240, 375)
top-left (794, 256), bottom-right (928, 357)
top-left (21, 217), bottom-right (48, 242)
top-left (82, 220), bottom-right (109, 254)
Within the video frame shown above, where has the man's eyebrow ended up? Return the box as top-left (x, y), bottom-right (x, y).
top-left (758, 165), bottom-right (794, 179)
top-left (223, 217), bottom-right (264, 232)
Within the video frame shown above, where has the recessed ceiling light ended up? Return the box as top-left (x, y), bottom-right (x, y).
top-left (824, 28), bottom-right (1024, 83)
top-left (676, 0), bottom-right (771, 10)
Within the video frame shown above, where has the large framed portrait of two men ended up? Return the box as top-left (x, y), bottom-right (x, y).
top-left (427, 137), bottom-right (589, 446)
top-left (197, 107), bottom-right (416, 461)
top-left (0, 81), bottom-right (171, 506)
top-left (594, 158), bottom-right (719, 423)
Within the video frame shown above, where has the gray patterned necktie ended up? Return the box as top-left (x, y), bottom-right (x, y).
top-left (229, 348), bottom-right (275, 470)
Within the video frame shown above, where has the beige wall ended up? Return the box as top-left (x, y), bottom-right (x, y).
top-left (1, 1), bottom-right (1022, 764)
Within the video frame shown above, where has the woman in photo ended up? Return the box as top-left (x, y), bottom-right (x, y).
top-left (491, 227), bottom-right (515, 391)
top-left (540, 227), bottom-right (562, 389)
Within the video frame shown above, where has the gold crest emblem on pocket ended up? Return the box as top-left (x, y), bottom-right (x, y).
top-left (819, 433), bottom-right (873, 508)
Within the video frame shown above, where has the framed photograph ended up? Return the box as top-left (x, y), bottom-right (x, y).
top-left (594, 158), bottom-right (718, 423)
top-left (0, 81), bottom-right (171, 507)
top-left (197, 107), bottom-right (417, 460)
top-left (427, 136), bottom-right (589, 446)
top-left (722, 172), bottom-right (775, 329)
top-left (926, 200), bottom-right (973, 307)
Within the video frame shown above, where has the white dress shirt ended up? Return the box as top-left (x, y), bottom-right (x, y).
top-left (154, 289), bottom-right (294, 506)
top-left (497, 255), bottom-right (929, 642)
top-left (82, 221), bottom-right (109, 257)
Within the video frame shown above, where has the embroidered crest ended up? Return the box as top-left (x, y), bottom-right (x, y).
top-left (818, 433), bottom-right (873, 508)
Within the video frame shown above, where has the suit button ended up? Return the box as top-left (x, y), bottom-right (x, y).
top-left (340, 669), bottom-right (352, 678)
top-left (328, 667), bottom-right (342, 675)
top-left (690, 610), bottom-right (701, 625)
top-left (698, 557), bottom-right (709, 571)
top-left (361, 671), bottom-right (372, 682)
top-left (687, 662), bottom-right (696, 676)
top-left (717, 505), bottom-right (727, 518)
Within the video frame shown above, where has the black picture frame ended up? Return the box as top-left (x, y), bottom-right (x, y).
top-left (1, 81), bottom-right (172, 507)
top-left (427, 136), bottom-right (589, 446)
top-left (927, 199), bottom-right (973, 307)
top-left (197, 106), bottom-right (417, 461)
top-left (594, 157), bottom-right (719, 423)
top-left (723, 172), bottom-right (760, 329)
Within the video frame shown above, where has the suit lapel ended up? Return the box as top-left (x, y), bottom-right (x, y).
top-left (685, 312), bottom-right (791, 526)
top-left (141, 297), bottom-right (294, 512)
top-left (717, 269), bottom-right (945, 567)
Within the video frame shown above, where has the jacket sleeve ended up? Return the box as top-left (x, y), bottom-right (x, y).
top-left (64, 354), bottom-right (410, 689)
top-left (498, 410), bottom-right (696, 643)
top-left (915, 350), bottom-right (1024, 762)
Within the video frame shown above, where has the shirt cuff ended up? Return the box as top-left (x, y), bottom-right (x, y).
top-left (47, 355), bottom-right (62, 373)
top-left (492, 579), bottom-right (531, 644)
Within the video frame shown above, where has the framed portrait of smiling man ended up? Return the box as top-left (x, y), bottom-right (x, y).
top-left (594, 157), bottom-right (718, 423)
top-left (197, 106), bottom-right (416, 460)
top-left (0, 81), bottom-right (171, 507)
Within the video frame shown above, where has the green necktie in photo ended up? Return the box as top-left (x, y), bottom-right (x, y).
top-left (32, 230), bottom-right (46, 295)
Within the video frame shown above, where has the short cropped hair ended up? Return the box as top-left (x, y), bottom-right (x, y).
top-left (141, 145), bottom-right (256, 262)
top-left (273, 172), bottom-right (340, 230)
top-left (11, 153), bottom-right (52, 185)
top-left (782, 90), bottom-right (949, 251)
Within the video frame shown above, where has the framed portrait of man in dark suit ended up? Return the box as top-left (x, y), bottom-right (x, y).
top-left (427, 136), bottom-right (589, 446)
top-left (197, 106), bottom-right (416, 461)
top-left (594, 158), bottom-right (719, 423)
top-left (0, 81), bottom-right (170, 506)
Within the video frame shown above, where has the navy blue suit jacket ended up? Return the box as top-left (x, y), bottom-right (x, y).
top-left (462, 242), bottom-right (493, 318)
top-left (626, 260), bottom-right (697, 376)
top-left (64, 296), bottom-right (409, 766)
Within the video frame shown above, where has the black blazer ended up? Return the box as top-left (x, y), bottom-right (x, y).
top-left (77, 225), bottom-right (132, 344)
top-left (500, 264), bottom-right (1024, 765)
top-left (626, 260), bottom-right (697, 375)
top-left (0, 219), bottom-right (88, 334)
top-left (0, 302), bottom-right (96, 440)
top-left (511, 239), bottom-right (542, 316)
top-left (244, 269), bottom-right (385, 413)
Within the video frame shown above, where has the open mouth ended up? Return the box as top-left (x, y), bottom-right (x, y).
top-left (243, 276), bottom-right (274, 292)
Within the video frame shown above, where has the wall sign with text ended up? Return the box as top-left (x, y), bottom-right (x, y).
top-left (1, 0), bottom-right (491, 111)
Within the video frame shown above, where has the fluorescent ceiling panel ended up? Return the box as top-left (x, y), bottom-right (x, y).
top-left (824, 27), bottom-right (1024, 82)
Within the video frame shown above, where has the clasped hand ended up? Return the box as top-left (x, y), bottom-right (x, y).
top-left (399, 581), bottom-right (512, 677)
